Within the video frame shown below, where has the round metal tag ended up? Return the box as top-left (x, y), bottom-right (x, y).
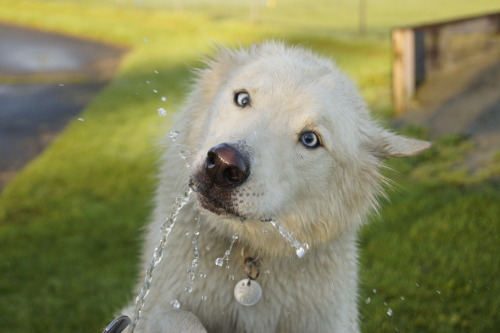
top-left (234, 278), bottom-right (262, 306)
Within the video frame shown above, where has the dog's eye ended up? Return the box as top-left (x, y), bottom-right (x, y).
top-left (300, 132), bottom-right (320, 149)
top-left (234, 91), bottom-right (251, 108)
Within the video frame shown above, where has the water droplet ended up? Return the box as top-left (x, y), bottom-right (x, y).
top-left (170, 299), bottom-right (180, 309)
top-left (206, 244), bottom-right (211, 251)
top-left (184, 286), bottom-right (193, 293)
top-left (59, 83), bottom-right (65, 87)
top-left (77, 118), bottom-right (85, 122)
top-left (167, 130), bottom-right (179, 141)
top-left (199, 272), bottom-right (207, 279)
top-left (400, 296), bottom-right (406, 301)
top-left (157, 108), bottom-right (167, 117)
top-left (373, 289), bottom-right (377, 294)
top-left (143, 37), bottom-right (149, 43)
top-left (386, 308), bottom-right (393, 316)
top-left (153, 89), bottom-right (158, 93)
top-left (295, 246), bottom-right (308, 258)
top-left (365, 297), bottom-right (371, 304)
top-left (201, 295), bottom-right (208, 301)
top-left (229, 274), bottom-right (235, 280)
top-left (154, 70), bottom-right (159, 74)
top-left (146, 80), bottom-right (150, 84)
top-left (215, 258), bottom-right (224, 267)
top-left (161, 96), bottom-right (167, 102)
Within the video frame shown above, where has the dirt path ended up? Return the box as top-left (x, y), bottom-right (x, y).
top-left (0, 24), bottom-right (126, 191)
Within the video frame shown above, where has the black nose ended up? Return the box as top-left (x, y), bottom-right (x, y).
top-left (205, 143), bottom-right (250, 188)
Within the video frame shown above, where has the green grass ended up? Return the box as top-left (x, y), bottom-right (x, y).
top-left (0, 0), bottom-right (499, 332)
top-left (360, 180), bottom-right (500, 332)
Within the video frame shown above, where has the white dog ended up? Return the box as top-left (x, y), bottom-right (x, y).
top-left (122, 42), bottom-right (430, 333)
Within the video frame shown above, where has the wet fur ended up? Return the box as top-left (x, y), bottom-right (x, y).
top-left (122, 42), bottom-right (430, 332)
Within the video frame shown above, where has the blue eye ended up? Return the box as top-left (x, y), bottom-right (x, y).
top-left (234, 91), bottom-right (251, 108)
top-left (300, 132), bottom-right (320, 148)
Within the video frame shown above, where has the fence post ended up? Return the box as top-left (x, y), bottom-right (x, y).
top-left (392, 28), bottom-right (415, 115)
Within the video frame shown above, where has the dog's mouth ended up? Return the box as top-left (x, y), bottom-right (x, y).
top-left (189, 177), bottom-right (245, 220)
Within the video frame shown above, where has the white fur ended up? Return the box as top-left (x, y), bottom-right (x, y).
top-left (122, 42), bottom-right (430, 333)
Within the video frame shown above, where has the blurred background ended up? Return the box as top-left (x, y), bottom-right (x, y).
top-left (0, 1), bottom-right (499, 332)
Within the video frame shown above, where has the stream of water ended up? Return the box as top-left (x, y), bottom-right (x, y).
top-left (269, 219), bottom-right (309, 258)
top-left (126, 185), bottom-right (309, 332)
top-left (128, 186), bottom-right (193, 333)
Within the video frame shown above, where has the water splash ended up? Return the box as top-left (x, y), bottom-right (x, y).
top-left (215, 231), bottom-right (240, 267)
top-left (180, 150), bottom-right (192, 168)
top-left (128, 187), bottom-right (193, 332)
top-left (170, 299), bottom-right (180, 310)
top-left (185, 217), bottom-right (201, 294)
top-left (269, 220), bottom-right (309, 258)
top-left (167, 130), bottom-right (179, 142)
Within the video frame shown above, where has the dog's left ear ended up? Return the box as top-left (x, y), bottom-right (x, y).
top-left (370, 130), bottom-right (432, 158)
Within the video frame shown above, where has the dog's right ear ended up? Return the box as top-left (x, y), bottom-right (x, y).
top-left (196, 43), bottom-right (269, 92)
top-left (370, 129), bottom-right (432, 159)
top-left (185, 45), bottom-right (242, 114)
top-left (199, 44), bottom-right (246, 82)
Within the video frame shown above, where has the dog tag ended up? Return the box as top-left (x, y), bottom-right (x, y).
top-left (234, 278), bottom-right (262, 306)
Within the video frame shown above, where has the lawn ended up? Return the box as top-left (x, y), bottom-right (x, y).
top-left (0, 0), bottom-right (499, 332)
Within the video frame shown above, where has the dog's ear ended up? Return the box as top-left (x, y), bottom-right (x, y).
top-left (370, 130), bottom-right (432, 159)
top-left (192, 44), bottom-right (248, 100)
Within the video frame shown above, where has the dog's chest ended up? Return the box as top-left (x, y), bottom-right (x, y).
top-left (160, 233), bottom-right (338, 332)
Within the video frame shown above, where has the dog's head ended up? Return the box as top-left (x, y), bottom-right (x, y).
top-left (184, 42), bottom-right (430, 252)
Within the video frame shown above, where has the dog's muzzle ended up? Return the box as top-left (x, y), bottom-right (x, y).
top-left (189, 143), bottom-right (251, 216)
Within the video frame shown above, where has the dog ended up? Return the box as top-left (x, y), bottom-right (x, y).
top-left (122, 42), bottom-right (430, 332)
